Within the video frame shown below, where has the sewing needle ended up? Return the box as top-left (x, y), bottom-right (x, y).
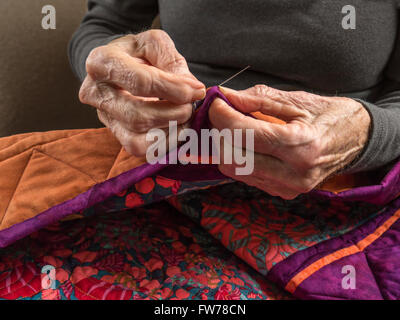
top-left (192, 65), bottom-right (251, 112)
top-left (218, 65), bottom-right (251, 87)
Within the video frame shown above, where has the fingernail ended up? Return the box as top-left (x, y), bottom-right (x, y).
top-left (195, 88), bottom-right (206, 100)
top-left (218, 86), bottom-right (232, 95)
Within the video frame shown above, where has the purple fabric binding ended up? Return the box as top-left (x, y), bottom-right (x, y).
top-left (267, 198), bottom-right (400, 299)
top-left (312, 160), bottom-right (400, 205)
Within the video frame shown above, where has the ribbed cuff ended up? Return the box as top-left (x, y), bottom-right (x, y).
top-left (344, 99), bottom-right (392, 173)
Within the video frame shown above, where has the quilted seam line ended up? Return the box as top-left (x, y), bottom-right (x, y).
top-left (0, 142), bottom-right (129, 234)
top-left (105, 147), bottom-right (125, 180)
top-left (0, 266), bottom-right (38, 295)
top-left (284, 208), bottom-right (400, 294)
top-left (363, 253), bottom-right (385, 300)
top-left (33, 149), bottom-right (99, 184)
top-left (0, 130), bottom-right (92, 163)
top-left (0, 149), bottom-right (100, 232)
top-left (73, 280), bottom-right (135, 300)
top-left (0, 177), bottom-right (97, 248)
top-left (0, 151), bottom-right (34, 228)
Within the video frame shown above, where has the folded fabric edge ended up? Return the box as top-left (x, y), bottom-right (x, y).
top-left (267, 197), bottom-right (400, 299)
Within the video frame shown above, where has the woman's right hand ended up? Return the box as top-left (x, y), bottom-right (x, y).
top-left (79, 30), bottom-right (206, 156)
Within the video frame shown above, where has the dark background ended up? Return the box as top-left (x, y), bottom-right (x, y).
top-left (0, 0), bottom-right (102, 137)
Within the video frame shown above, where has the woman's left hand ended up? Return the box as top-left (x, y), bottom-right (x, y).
top-left (209, 85), bottom-right (371, 200)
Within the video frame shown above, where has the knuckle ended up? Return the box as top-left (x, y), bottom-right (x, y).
top-left (298, 142), bottom-right (323, 169)
top-left (86, 46), bottom-right (108, 74)
top-left (252, 84), bottom-right (287, 101)
top-left (96, 84), bottom-right (114, 111)
top-left (86, 46), bottom-right (122, 81)
top-left (147, 29), bottom-right (171, 43)
top-left (253, 84), bottom-right (270, 97)
top-left (81, 79), bottom-right (115, 111)
top-left (140, 74), bottom-right (159, 96)
top-left (79, 78), bottom-right (105, 108)
top-left (283, 128), bottom-right (322, 168)
top-left (78, 79), bottom-right (91, 104)
top-left (286, 125), bottom-right (305, 142)
top-left (288, 91), bottom-right (313, 107)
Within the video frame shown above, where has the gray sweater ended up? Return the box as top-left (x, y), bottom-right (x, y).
top-left (69, 0), bottom-right (400, 173)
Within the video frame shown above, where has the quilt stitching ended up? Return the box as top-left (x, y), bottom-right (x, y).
top-left (33, 149), bottom-right (100, 183)
top-left (0, 151), bottom-right (34, 227)
top-left (0, 130), bottom-right (91, 162)
top-left (284, 208), bottom-right (400, 294)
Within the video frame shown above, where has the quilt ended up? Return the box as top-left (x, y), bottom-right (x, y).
top-left (0, 87), bottom-right (399, 300)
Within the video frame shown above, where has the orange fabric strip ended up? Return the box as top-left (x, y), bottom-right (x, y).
top-left (285, 209), bottom-right (400, 294)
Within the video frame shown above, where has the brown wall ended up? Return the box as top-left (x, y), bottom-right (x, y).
top-left (0, 0), bottom-right (101, 137)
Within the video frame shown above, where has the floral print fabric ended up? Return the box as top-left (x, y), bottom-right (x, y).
top-left (0, 179), bottom-right (380, 300)
top-left (0, 201), bottom-right (289, 300)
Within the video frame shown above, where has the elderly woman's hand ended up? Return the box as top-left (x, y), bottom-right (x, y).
top-left (209, 85), bottom-right (371, 200)
top-left (79, 30), bottom-right (205, 156)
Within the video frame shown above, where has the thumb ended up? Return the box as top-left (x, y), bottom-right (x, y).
top-left (219, 85), bottom-right (300, 122)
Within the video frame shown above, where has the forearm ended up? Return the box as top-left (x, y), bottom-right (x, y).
top-left (68, 0), bottom-right (158, 81)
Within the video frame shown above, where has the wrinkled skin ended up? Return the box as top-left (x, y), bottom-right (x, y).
top-left (209, 85), bottom-right (371, 200)
top-left (79, 30), bottom-right (206, 156)
top-left (79, 30), bottom-right (371, 200)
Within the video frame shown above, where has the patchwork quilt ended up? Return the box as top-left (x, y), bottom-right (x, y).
top-left (0, 87), bottom-right (399, 300)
